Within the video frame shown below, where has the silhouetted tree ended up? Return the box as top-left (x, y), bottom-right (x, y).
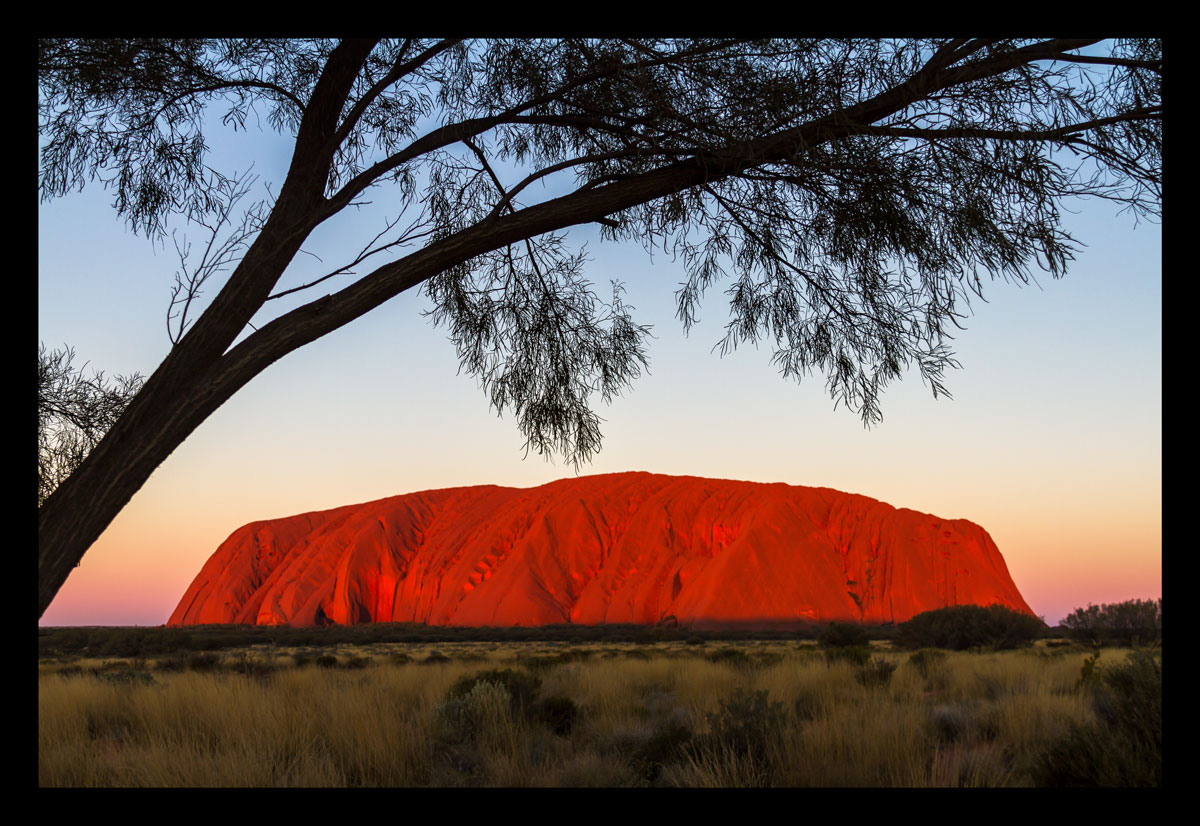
top-left (37, 344), bottom-right (143, 507)
top-left (38, 38), bottom-right (1162, 616)
top-left (1060, 598), bottom-right (1162, 646)
top-left (894, 604), bottom-right (1047, 650)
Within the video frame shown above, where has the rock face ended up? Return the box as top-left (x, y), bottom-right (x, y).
top-left (168, 472), bottom-right (1034, 628)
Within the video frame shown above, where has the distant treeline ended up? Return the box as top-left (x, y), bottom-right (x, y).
top-left (1060, 598), bottom-right (1161, 647)
top-left (39, 599), bottom-right (1159, 659)
top-left (39, 622), bottom-right (838, 658)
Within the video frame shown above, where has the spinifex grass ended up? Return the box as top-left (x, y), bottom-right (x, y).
top-left (38, 642), bottom-right (1139, 787)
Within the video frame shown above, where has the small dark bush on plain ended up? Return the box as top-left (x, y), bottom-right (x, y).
top-left (447, 668), bottom-right (542, 712)
top-left (698, 688), bottom-right (787, 765)
top-left (533, 694), bottom-right (579, 736)
top-left (818, 622), bottom-right (870, 649)
top-left (706, 647), bottom-right (752, 667)
top-left (1033, 649), bottom-right (1162, 786)
top-left (292, 652), bottom-right (313, 667)
top-left (854, 657), bottom-right (897, 687)
top-left (520, 653), bottom-right (573, 672)
top-left (894, 604), bottom-right (1046, 651)
top-left (929, 703), bottom-right (969, 743)
top-left (421, 650), bottom-right (450, 665)
top-left (907, 648), bottom-right (948, 679)
top-left (632, 718), bottom-right (693, 784)
top-left (230, 653), bottom-right (278, 680)
top-left (187, 652), bottom-right (222, 672)
top-left (315, 654), bottom-right (339, 669)
top-left (97, 667), bottom-right (157, 687)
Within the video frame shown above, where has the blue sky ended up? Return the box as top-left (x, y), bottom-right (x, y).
top-left (38, 44), bottom-right (1162, 626)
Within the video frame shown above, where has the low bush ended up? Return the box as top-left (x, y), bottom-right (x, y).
top-left (447, 668), bottom-right (542, 713)
top-left (533, 695), bottom-right (579, 736)
top-left (229, 653), bottom-right (278, 679)
top-left (632, 718), bottom-right (693, 783)
top-left (894, 605), bottom-right (1046, 650)
top-left (1032, 649), bottom-right (1162, 786)
top-left (695, 689), bottom-right (786, 767)
top-left (907, 648), bottom-right (948, 679)
top-left (706, 647), bottom-right (753, 668)
top-left (854, 657), bottom-right (897, 687)
top-left (433, 680), bottom-right (514, 745)
top-left (186, 652), bottom-right (222, 672)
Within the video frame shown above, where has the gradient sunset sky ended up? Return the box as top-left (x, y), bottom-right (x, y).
top-left (37, 60), bottom-right (1161, 628)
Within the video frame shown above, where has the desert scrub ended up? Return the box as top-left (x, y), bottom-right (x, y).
top-left (1031, 649), bottom-right (1162, 786)
top-left (532, 694), bottom-right (580, 736)
top-left (855, 657), bottom-right (898, 688)
top-left (446, 668), bottom-right (542, 713)
top-left (908, 648), bottom-right (948, 680)
top-left (824, 645), bottom-right (872, 667)
top-left (818, 622), bottom-right (871, 649)
top-left (895, 605), bottom-right (1046, 651)
top-left (39, 640), bottom-right (1145, 787)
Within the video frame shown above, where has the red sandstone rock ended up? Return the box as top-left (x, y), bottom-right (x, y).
top-left (168, 472), bottom-right (1034, 628)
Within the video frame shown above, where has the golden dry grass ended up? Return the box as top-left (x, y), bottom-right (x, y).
top-left (38, 641), bottom-right (1120, 787)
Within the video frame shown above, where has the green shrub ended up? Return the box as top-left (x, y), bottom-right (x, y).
top-left (433, 680), bottom-right (514, 745)
top-left (96, 667), bottom-right (157, 686)
top-left (1032, 649), bottom-right (1162, 786)
top-left (1060, 598), bottom-right (1161, 647)
top-left (854, 657), bottom-right (897, 687)
top-left (894, 604), bottom-right (1046, 650)
top-left (447, 668), bottom-right (542, 713)
top-left (696, 689), bottom-right (786, 765)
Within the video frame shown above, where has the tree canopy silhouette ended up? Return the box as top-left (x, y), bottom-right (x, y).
top-left (37, 38), bottom-right (1161, 617)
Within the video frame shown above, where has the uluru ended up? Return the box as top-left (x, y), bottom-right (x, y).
top-left (168, 472), bottom-right (1034, 629)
